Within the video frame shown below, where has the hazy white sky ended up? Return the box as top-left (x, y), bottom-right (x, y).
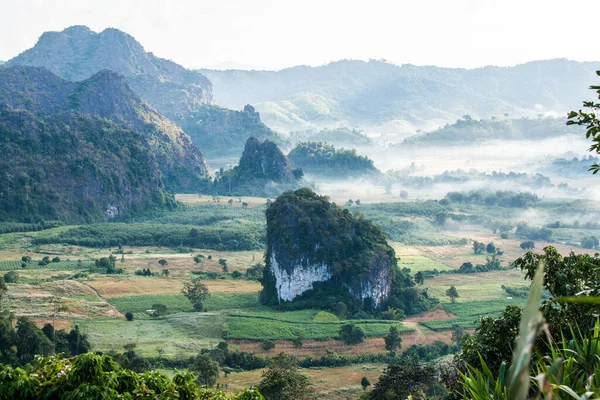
top-left (1, 0), bottom-right (598, 70)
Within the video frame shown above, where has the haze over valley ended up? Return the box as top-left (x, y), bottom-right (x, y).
top-left (1, 2), bottom-right (600, 399)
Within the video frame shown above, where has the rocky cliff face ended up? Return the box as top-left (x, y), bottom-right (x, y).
top-left (260, 188), bottom-right (393, 308)
top-left (0, 66), bottom-right (210, 192)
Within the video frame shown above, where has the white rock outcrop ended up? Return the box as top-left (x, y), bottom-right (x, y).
top-left (270, 250), bottom-right (332, 302)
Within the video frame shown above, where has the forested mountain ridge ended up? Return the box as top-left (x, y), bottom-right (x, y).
top-left (7, 25), bottom-right (213, 114)
top-left (213, 137), bottom-right (303, 196)
top-left (200, 59), bottom-right (599, 132)
top-left (401, 115), bottom-right (581, 145)
top-left (0, 104), bottom-right (174, 223)
top-left (0, 66), bottom-right (210, 192)
top-left (6, 26), bottom-right (283, 157)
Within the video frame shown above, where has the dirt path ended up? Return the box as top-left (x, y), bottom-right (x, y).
top-left (80, 282), bottom-right (123, 317)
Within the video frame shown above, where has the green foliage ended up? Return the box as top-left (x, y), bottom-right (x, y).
top-left (182, 279), bottom-right (210, 312)
top-left (519, 241), bottom-right (535, 250)
top-left (0, 352), bottom-right (263, 399)
top-left (361, 376), bottom-right (371, 391)
top-left (368, 358), bottom-right (436, 400)
top-left (257, 353), bottom-right (316, 400)
top-left (125, 312), bottom-right (134, 321)
top-left (446, 286), bottom-right (459, 303)
top-left (0, 104), bottom-right (176, 223)
top-left (445, 190), bottom-right (539, 208)
top-left (567, 70), bottom-right (600, 174)
top-left (339, 324), bottom-right (366, 345)
top-left (193, 353), bottom-right (220, 388)
top-left (34, 222), bottom-right (265, 251)
top-left (384, 326), bottom-right (402, 354)
top-left (287, 141), bottom-right (379, 178)
top-left (3, 271), bottom-right (18, 284)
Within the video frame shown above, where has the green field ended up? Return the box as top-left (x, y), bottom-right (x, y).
top-left (108, 292), bottom-right (265, 317)
top-left (76, 312), bottom-right (225, 358)
top-left (420, 299), bottom-right (524, 330)
top-left (226, 313), bottom-right (413, 340)
top-left (398, 255), bottom-right (453, 273)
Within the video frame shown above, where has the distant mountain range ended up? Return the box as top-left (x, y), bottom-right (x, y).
top-left (6, 26), bottom-right (281, 157)
top-left (200, 59), bottom-right (600, 133)
top-left (401, 116), bottom-right (582, 146)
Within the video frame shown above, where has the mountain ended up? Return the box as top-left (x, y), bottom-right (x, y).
top-left (0, 66), bottom-right (210, 192)
top-left (200, 59), bottom-right (600, 132)
top-left (213, 137), bottom-right (303, 197)
top-left (401, 116), bottom-right (581, 146)
top-left (7, 26), bottom-right (282, 157)
top-left (169, 104), bottom-right (286, 158)
top-left (0, 104), bottom-right (173, 223)
top-left (260, 188), bottom-right (436, 316)
top-left (288, 142), bottom-right (380, 179)
top-left (7, 25), bottom-right (212, 113)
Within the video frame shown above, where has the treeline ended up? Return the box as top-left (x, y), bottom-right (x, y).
top-left (287, 141), bottom-right (379, 178)
top-left (390, 169), bottom-right (554, 190)
top-left (444, 190), bottom-right (539, 208)
top-left (32, 223), bottom-right (265, 251)
top-left (0, 220), bottom-right (63, 234)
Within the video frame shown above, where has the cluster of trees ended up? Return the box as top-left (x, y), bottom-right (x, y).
top-left (33, 223), bottom-right (265, 251)
top-left (0, 352), bottom-right (263, 400)
top-left (445, 190), bottom-right (540, 208)
top-left (515, 221), bottom-right (553, 241)
top-left (472, 240), bottom-right (501, 255)
top-left (287, 141), bottom-right (379, 178)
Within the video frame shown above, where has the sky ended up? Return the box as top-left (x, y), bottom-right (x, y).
top-left (1, 0), bottom-right (598, 71)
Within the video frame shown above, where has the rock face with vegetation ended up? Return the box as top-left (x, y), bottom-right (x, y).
top-left (6, 26), bottom-right (283, 157)
top-left (0, 104), bottom-right (174, 223)
top-left (288, 141), bottom-right (379, 178)
top-left (213, 137), bottom-right (303, 197)
top-left (0, 66), bottom-right (210, 192)
top-left (260, 189), bottom-right (394, 308)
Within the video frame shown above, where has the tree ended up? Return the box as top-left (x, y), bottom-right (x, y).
top-left (446, 286), bottom-right (459, 303)
top-left (182, 278), bottom-right (210, 311)
top-left (414, 271), bottom-right (425, 285)
top-left (520, 240), bottom-right (535, 250)
top-left (257, 354), bottom-right (316, 400)
top-left (16, 316), bottom-right (53, 364)
top-left (96, 255), bottom-right (118, 274)
top-left (451, 324), bottom-right (465, 345)
top-left (162, 269), bottom-right (170, 276)
top-left (567, 70), bottom-right (600, 174)
top-left (218, 258), bottom-right (228, 273)
top-left (361, 376), bottom-right (371, 391)
top-left (486, 242), bottom-right (496, 254)
top-left (339, 324), bottom-right (366, 345)
top-left (3, 271), bottom-right (18, 283)
top-left (473, 241), bottom-right (486, 254)
top-left (262, 340), bottom-right (276, 351)
top-left (0, 277), bottom-right (7, 303)
top-left (193, 353), bottom-right (220, 388)
top-left (383, 326), bottom-right (402, 354)
top-left (125, 312), bottom-right (134, 321)
top-left (193, 254), bottom-right (204, 264)
top-left (21, 256), bottom-right (31, 263)
top-left (292, 330), bottom-right (304, 359)
top-left (66, 325), bottom-right (90, 355)
top-left (158, 259), bottom-right (168, 267)
top-left (151, 303), bottom-right (168, 317)
top-left (581, 235), bottom-right (599, 249)
top-left (52, 257), bottom-right (61, 263)
top-left (369, 359), bottom-right (435, 400)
